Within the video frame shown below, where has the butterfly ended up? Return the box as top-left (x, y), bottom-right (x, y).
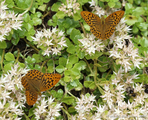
top-left (21, 70), bottom-right (61, 105)
top-left (80, 10), bottom-right (124, 40)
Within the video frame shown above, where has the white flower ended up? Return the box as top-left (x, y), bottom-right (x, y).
top-left (0, 1), bottom-right (23, 42)
top-left (58, 0), bottom-right (80, 17)
top-left (89, 0), bottom-right (96, 6)
top-left (0, 64), bottom-right (28, 119)
top-left (32, 28), bottom-right (67, 55)
top-left (79, 34), bottom-right (105, 56)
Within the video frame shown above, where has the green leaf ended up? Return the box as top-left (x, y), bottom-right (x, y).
top-left (0, 41), bottom-right (7, 49)
top-left (125, 15), bottom-right (138, 25)
top-left (108, 2), bottom-right (115, 8)
top-left (43, 0), bottom-right (50, 3)
top-left (139, 37), bottom-right (148, 48)
top-left (23, 13), bottom-right (30, 22)
top-left (62, 96), bottom-right (75, 105)
top-left (56, 11), bottom-right (65, 19)
top-left (85, 51), bottom-right (103, 60)
top-left (84, 81), bottom-right (96, 89)
top-left (68, 106), bottom-right (76, 113)
top-left (71, 68), bottom-right (80, 76)
top-left (83, 22), bottom-right (90, 31)
top-left (66, 63), bottom-right (73, 69)
top-left (56, 89), bottom-right (64, 99)
top-left (59, 57), bottom-right (67, 66)
top-left (125, 3), bottom-right (133, 10)
top-left (77, 50), bottom-right (85, 59)
top-left (70, 29), bottom-right (82, 44)
top-left (5, 52), bottom-right (15, 61)
top-left (51, 2), bottom-right (61, 12)
top-left (134, 7), bottom-right (145, 16)
top-left (63, 18), bottom-right (73, 29)
top-left (23, 23), bottom-right (33, 31)
top-left (67, 45), bottom-right (76, 54)
top-left (56, 65), bottom-right (65, 73)
top-left (32, 54), bottom-right (42, 63)
top-left (18, 62), bottom-right (25, 68)
top-left (69, 55), bottom-right (79, 65)
top-left (4, 63), bottom-right (13, 71)
top-left (73, 11), bottom-right (81, 21)
top-left (11, 32), bottom-right (19, 45)
top-left (28, 107), bottom-right (35, 117)
top-left (132, 25), bottom-right (139, 34)
top-left (73, 61), bottom-right (86, 71)
top-left (138, 23), bottom-right (148, 31)
top-left (74, 80), bottom-right (83, 91)
top-left (38, 4), bottom-right (46, 11)
top-left (32, 18), bottom-right (42, 26)
top-left (64, 70), bottom-right (72, 76)
top-left (64, 75), bottom-right (71, 82)
top-left (47, 66), bottom-right (54, 73)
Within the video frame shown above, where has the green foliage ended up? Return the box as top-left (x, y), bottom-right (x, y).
top-left (0, 41), bottom-right (7, 49)
top-left (1, 0), bottom-right (148, 119)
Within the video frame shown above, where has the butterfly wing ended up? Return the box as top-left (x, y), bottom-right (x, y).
top-left (40, 73), bottom-right (61, 92)
top-left (21, 76), bottom-right (29, 89)
top-left (21, 70), bottom-right (43, 105)
top-left (81, 11), bottom-right (102, 39)
top-left (25, 90), bottom-right (38, 106)
top-left (104, 11), bottom-right (124, 39)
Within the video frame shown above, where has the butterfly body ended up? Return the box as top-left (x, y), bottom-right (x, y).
top-left (21, 70), bottom-right (61, 105)
top-left (81, 11), bottom-right (124, 40)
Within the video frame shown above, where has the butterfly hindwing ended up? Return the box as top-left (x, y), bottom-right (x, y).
top-left (90, 26), bottom-right (102, 39)
top-left (25, 90), bottom-right (38, 106)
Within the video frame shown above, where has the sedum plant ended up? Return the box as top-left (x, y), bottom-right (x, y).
top-left (0, 0), bottom-right (148, 119)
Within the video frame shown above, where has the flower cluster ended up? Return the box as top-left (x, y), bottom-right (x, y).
top-left (72, 94), bottom-right (107, 119)
top-left (0, 1), bottom-right (23, 42)
top-left (0, 64), bottom-right (62, 119)
top-left (72, 68), bottom-right (148, 119)
top-left (34, 96), bottom-right (62, 120)
top-left (78, 34), bottom-right (105, 56)
top-left (109, 18), bottom-right (142, 72)
top-left (32, 28), bottom-right (67, 56)
top-left (100, 67), bottom-right (148, 119)
top-left (89, 0), bottom-right (105, 17)
top-left (58, 0), bottom-right (80, 17)
top-left (0, 64), bottom-right (28, 119)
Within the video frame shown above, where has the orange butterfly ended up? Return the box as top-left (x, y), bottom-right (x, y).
top-left (21, 70), bottom-right (61, 105)
top-left (81, 11), bottom-right (124, 40)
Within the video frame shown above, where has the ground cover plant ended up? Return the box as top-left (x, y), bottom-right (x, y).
top-left (0, 0), bottom-right (148, 119)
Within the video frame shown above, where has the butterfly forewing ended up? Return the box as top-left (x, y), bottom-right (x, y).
top-left (21, 76), bottom-right (29, 89)
top-left (104, 10), bottom-right (124, 39)
top-left (40, 73), bottom-right (61, 92)
top-left (105, 11), bottom-right (124, 26)
top-left (81, 11), bottom-right (101, 26)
